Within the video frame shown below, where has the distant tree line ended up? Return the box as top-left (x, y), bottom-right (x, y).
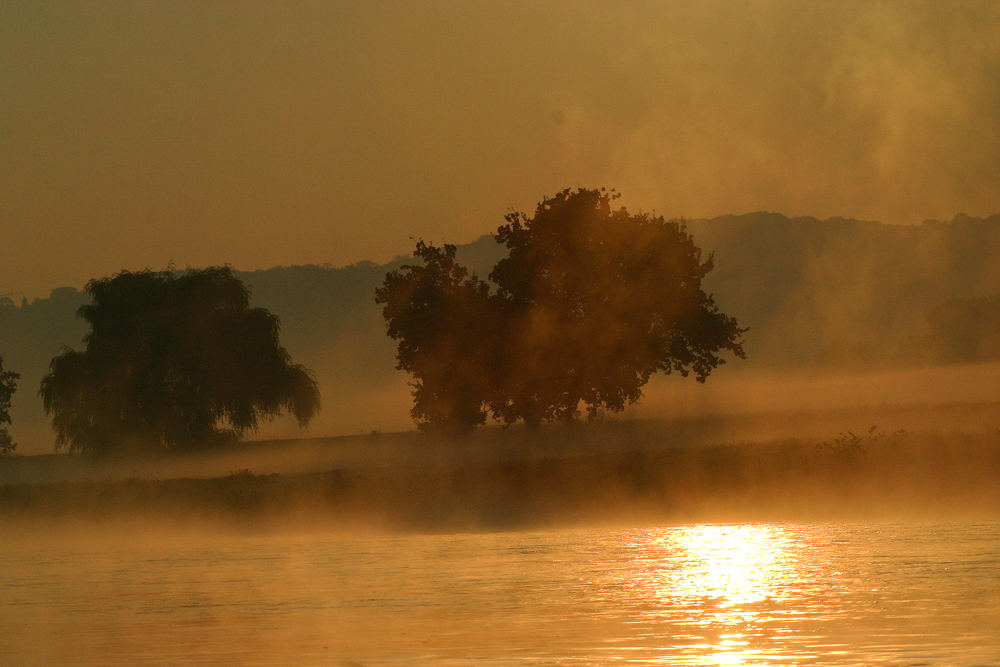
top-left (376, 188), bottom-right (746, 432)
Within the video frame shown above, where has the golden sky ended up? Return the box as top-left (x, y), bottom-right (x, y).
top-left (2, 1), bottom-right (998, 299)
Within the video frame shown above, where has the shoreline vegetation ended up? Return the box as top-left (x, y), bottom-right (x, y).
top-left (3, 402), bottom-right (999, 533)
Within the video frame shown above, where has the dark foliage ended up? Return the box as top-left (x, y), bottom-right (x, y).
top-left (39, 267), bottom-right (320, 455)
top-left (489, 188), bottom-right (746, 426)
top-left (375, 242), bottom-right (498, 432)
top-left (0, 355), bottom-right (18, 454)
top-left (377, 188), bottom-right (746, 431)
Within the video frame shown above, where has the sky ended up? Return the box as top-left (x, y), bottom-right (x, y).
top-left (2, 0), bottom-right (999, 300)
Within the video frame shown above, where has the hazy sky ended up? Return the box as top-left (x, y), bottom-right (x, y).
top-left (2, 1), bottom-right (999, 299)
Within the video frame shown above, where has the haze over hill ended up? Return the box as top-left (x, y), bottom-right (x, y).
top-left (2, 211), bottom-right (999, 453)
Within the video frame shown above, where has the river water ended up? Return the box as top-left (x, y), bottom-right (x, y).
top-left (3, 522), bottom-right (1000, 665)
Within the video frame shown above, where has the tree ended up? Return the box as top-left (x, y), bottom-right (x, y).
top-left (377, 188), bottom-right (747, 432)
top-left (0, 355), bottom-right (18, 455)
top-left (488, 188), bottom-right (746, 426)
top-left (40, 267), bottom-right (320, 455)
top-left (375, 242), bottom-right (498, 433)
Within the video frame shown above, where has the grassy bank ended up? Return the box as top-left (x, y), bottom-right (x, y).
top-left (2, 423), bottom-right (999, 531)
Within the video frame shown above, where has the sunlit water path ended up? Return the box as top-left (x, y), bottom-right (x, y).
top-left (3, 522), bottom-right (999, 664)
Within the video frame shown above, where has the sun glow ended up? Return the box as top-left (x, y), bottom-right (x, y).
top-left (669, 524), bottom-right (790, 606)
top-left (621, 524), bottom-right (797, 665)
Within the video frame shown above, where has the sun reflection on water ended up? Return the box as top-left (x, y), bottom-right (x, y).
top-left (668, 524), bottom-right (790, 606)
top-left (621, 524), bottom-right (798, 665)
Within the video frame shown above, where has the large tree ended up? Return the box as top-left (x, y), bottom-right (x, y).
top-left (488, 188), bottom-right (746, 426)
top-left (375, 242), bottom-right (498, 433)
top-left (378, 188), bottom-right (746, 431)
top-left (0, 355), bottom-right (18, 455)
top-left (40, 267), bottom-right (319, 455)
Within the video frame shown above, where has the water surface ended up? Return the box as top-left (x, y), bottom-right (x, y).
top-left (3, 522), bottom-right (999, 664)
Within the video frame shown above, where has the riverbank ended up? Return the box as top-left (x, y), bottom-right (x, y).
top-left (2, 413), bottom-right (998, 531)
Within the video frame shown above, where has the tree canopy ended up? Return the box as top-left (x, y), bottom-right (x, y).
top-left (375, 241), bottom-right (498, 432)
top-left (40, 267), bottom-right (320, 455)
top-left (0, 355), bottom-right (18, 455)
top-left (489, 188), bottom-right (746, 425)
top-left (376, 188), bottom-right (746, 431)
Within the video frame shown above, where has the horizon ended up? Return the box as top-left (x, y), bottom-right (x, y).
top-left (6, 208), bottom-right (997, 302)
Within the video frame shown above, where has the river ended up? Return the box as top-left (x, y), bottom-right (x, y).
top-left (3, 522), bottom-right (999, 665)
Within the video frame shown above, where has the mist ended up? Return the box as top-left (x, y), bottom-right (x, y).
top-left (2, 1), bottom-right (999, 300)
top-left (6, 3), bottom-right (1000, 664)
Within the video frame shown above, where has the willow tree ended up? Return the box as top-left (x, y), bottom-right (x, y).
top-left (40, 267), bottom-right (319, 455)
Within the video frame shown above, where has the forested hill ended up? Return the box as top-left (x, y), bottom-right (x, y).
top-left (688, 213), bottom-right (1000, 366)
top-left (2, 212), bottom-right (999, 450)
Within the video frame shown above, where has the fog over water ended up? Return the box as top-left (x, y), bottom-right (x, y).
top-left (3, 3), bottom-right (1000, 663)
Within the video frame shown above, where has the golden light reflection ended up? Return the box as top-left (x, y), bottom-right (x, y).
top-left (623, 524), bottom-right (797, 665)
top-left (668, 525), bottom-right (790, 606)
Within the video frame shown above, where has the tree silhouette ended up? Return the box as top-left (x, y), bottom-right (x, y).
top-left (489, 188), bottom-right (746, 426)
top-left (0, 355), bottom-right (18, 454)
top-left (377, 188), bottom-right (746, 431)
top-left (375, 242), bottom-right (498, 433)
top-left (40, 267), bottom-right (319, 455)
